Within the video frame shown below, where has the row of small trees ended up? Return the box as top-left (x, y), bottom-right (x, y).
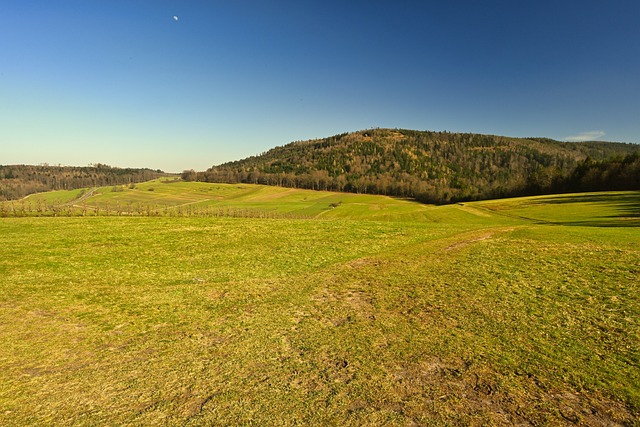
top-left (0, 201), bottom-right (310, 219)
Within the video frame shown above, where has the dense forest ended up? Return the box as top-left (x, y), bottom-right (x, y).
top-left (0, 164), bottom-right (166, 200)
top-left (549, 152), bottom-right (640, 194)
top-left (186, 129), bottom-right (640, 203)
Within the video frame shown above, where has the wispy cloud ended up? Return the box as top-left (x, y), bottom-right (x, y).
top-left (564, 130), bottom-right (605, 142)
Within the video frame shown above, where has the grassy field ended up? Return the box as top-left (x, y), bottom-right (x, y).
top-left (1, 179), bottom-right (446, 221)
top-left (0, 183), bottom-right (638, 426)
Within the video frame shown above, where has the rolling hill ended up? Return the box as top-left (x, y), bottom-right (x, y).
top-left (189, 128), bottom-right (639, 203)
top-left (0, 164), bottom-right (167, 201)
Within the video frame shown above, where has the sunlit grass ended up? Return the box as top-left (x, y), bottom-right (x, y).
top-left (6, 179), bottom-right (466, 221)
top-left (0, 187), bottom-right (638, 425)
top-left (475, 191), bottom-right (640, 227)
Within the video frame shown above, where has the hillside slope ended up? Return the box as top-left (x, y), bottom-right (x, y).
top-left (190, 129), bottom-right (638, 203)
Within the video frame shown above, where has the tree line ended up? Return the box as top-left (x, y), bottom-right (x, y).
top-left (534, 152), bottom-right (640, 194)
top-left (0, 164), bottom-right (167, 201)
top-left (184, 129), bottom-right (639, 203)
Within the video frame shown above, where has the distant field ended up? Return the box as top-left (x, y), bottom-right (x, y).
top-left (1, 179), bottom-right (440, 221)
top-left (0, 183), bottom-right (638, 425)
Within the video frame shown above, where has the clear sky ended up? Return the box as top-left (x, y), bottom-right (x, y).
top-left (2, 1), bottom-right (639, 172)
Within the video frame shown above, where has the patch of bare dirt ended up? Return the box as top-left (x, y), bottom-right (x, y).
top-left (444, 232), bottom-right (495, 251)
top-left (346, 257), bottom-right (382, 269)
top-left (444, 228), bottom-right (516, 252)
top-left (386, 357), bottom-right (637, 426)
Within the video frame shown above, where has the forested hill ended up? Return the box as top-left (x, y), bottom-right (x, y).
top-left (187, 129), bottom-right (639, 203)
top-left (0, 164), bottom-right (167, 200)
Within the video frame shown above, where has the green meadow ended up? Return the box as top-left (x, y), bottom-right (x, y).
top-left (1, 182), bottom-right (638, 425)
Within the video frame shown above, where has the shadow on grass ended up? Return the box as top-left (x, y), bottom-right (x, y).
top-left (552, 219), bottom-right (640, 228)
top-left (530, 192), bottom-right (640, 228)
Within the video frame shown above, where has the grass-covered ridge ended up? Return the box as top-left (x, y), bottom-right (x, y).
top-left (1, 183), bottom-right (638, 425)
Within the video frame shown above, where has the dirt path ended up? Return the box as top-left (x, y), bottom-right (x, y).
top-left (443, 227), bottom-right (516, 252)
top-left (454, 203), bottom-right (492, 217)
top-left (164, 199), bottom-right (214, 210)
top-left (69, 188), bottom-right (98, 208)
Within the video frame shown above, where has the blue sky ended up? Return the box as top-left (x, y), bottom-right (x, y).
top-left (1, 1), bottom-right (639, 172)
